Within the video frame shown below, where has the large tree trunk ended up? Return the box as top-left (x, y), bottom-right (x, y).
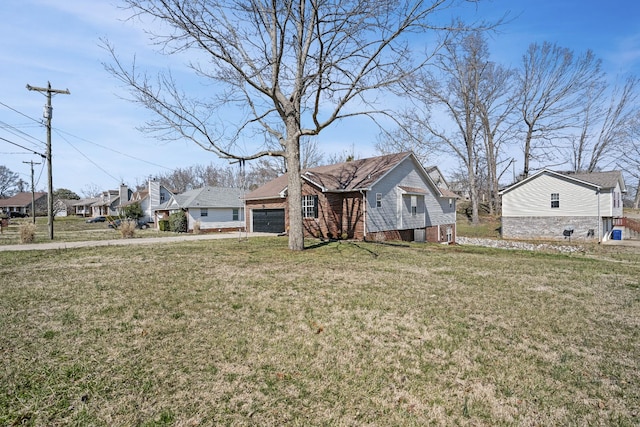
top-left (634, 178), bottom-right (640, 210)
top-left (285, 131), bottom-right (304, 251)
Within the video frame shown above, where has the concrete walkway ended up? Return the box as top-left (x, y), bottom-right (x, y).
top-left (0, 232), bottom-right (279, 252)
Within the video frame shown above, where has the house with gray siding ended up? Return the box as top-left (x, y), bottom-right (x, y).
top-left (500, 169), bottom-right (626, 241)
top-left (244, 152), bottom-right (458, 243)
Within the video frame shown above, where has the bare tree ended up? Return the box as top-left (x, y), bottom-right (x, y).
top-left (0, 165), bottom-right (19, 198)
top-left (375, 122), bottom-right (439, 165)
top-left (80, 183), bottom-right (102, 199)
top-left (568, 75), bottom-right (639, 172)
top-left (517, 42), bottom-right (603, 177)
top-left (619, 112), bottom-right (640, 208)
top-left (475, 51), bottom-right (517, 214)
top-left (104, 0), bottom-right (486, 250)
top-left (400, 33), bottom-right (486, 224)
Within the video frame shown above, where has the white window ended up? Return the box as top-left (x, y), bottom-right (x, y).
top-left (376, 193), bottom-right (382, 208)
top-left (446, 226), bottom-right (453, 242)
top-left (411, 195), bottom-right (417, 216)
top-left (302, 195), bottom-right (318, 218)
top-left (551, 193), bottom-right (559, 209)
top-left (201, 208), bottom-right (208, 217)
top-left (232, 208), bottom-right (239, 221)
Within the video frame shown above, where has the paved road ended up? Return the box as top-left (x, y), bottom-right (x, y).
top-left (0, 232), bottom-right (279, 252)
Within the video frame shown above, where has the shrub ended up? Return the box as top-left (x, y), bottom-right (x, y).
top-left (193, 220), bottom-right (201, 235)
top-left (19, 222), bottom-right (37, 243)
top-left (169, 211), bottom-right (188, 233)
top-left (119, 220), bottom-right (136, 238)
top-left (122, 202), bottom-right (144, 220)
top-left (159, 220), bottom-right (170, 231)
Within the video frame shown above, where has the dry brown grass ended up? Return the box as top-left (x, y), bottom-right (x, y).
top-left (118, 220), bottom-right (137, 238)
top-left (18, 221), bottom-right (37, 243)
top-left (1, 238), bottom-right (638, 426)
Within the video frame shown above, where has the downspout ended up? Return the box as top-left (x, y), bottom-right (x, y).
top-left (597, 189), bottom-right (601, 243)
top-left (360, 190), bottom-right (367, 240)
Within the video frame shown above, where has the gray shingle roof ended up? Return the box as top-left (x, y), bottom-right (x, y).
top-left (245, 152), bottom-right (414, 200)
top-left (169, 186), bottom-right (243, 209)
top-left (560, 171), bottom-right (625, 191)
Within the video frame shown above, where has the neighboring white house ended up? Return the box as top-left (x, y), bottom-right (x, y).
top-left (118, 179), bottom-right (173, 224)
top-left (500, 169), bottom-right (626, 241)
top-left (157, 186), bottom-right (245, 232)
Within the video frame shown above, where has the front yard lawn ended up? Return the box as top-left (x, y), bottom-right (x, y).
top-left (1, 238), bottom-right (638, 425)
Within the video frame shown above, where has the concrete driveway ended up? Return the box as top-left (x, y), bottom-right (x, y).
top-left (0, 232), bottom-right (279, 252)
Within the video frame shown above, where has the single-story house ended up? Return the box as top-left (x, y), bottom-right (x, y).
top-left (156, 186), bottom-right (245, 232)
top-left (54, 198), bottom-right (78, 217)
top-left (90, 190), bottom-right (122, 217)
top-left (118, 179), bottom-right (173, 224)
top-left (500, 169), bottom-right (626, 241)
top-left (0, 192), bottom-right (47, 216)
top-left (73, 197), bottom-right (101, 217)
top-left (244, 152), bottom-right (458, 243)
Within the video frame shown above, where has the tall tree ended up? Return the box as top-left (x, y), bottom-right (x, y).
top-left (619, 112), bottom-right (640, 209)
top-left (475, 52), bottom-right (517, 214)
top-left (0, 165), bottom-right (19, 198)
top-left (398, 33), bottom-right (486, 224)
top-left (53, 188), bottom-right (81, 200)
top-left (517, 42), bottom-right (603, 177)
top-left (568, 75), bottom-right (639, 172)
top-left (104, 0), bottom-right (486, 250)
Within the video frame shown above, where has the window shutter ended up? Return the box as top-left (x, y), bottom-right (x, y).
top-left (313, 195), bottom-right (319, 218)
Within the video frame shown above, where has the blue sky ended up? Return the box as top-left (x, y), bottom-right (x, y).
top-left (1, 0), bottom-right (639, 195)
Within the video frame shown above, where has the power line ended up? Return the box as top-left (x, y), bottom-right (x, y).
top-left (53, 129), bottom-right (120, 182)
top-left (0, 136), bottom-right (45, 158)
top-left (0, 120), bottom-right (46, 148)
top-left (54, 128), bottom-right (174, 171)
top-left (0, 100), bottom-right (41, 123)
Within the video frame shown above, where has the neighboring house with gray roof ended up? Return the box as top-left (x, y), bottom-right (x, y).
top-left (500, 169), bottom-right (626, 242)
top-left (156, 186), bottom-right (244, 232)
top-left (244, 152), bottom-right (458, 243)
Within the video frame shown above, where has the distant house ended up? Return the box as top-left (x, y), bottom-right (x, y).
top-left (244, 152), bottom-right (458, 243)
top-left (0, 192), bottom-right (47, 217)
top-left (54, 199), bottom-right (78, 217)
top-left (118, 179), bottom-right (173, 224)
top-left (90, 190), bottom-right (122, 217)
top-left (500, 169), bottom-right (626, 241)
top-left (156, 186), bottom-right (244, 232)
top-left (73, 197), bottom-right (101, 217)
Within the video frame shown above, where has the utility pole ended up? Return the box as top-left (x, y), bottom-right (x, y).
top-left (26, 82), bottom-right (70, 240)
top-left (22, 160), bottom-right (41, 224)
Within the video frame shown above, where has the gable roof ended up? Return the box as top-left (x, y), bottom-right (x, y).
top-left (165, 186), bottom-right (243, 209)
top-left (246, 152), bottom-right (445, 200)
top-left (0, 192), bottom-right (47, 208)
top-left (500, 169), bottom-right (626, 195)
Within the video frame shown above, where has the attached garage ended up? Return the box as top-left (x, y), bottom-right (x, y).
top-left (252, 209), bottom-right (285, 233)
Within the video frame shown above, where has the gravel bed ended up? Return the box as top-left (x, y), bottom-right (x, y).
top-left (456, 236), bottom-right (585, 254)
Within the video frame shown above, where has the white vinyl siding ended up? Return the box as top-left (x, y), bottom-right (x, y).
top-left (502, 174), bottom-right (600, 217)
top-left (187, 207), bottom-right (244, 230)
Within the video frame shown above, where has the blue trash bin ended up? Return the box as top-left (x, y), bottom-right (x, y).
top-left (611, 229), bottom-right (622, 240)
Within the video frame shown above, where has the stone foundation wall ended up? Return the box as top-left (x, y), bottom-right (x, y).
top-left (502, 216), bottom-right (600, 241)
